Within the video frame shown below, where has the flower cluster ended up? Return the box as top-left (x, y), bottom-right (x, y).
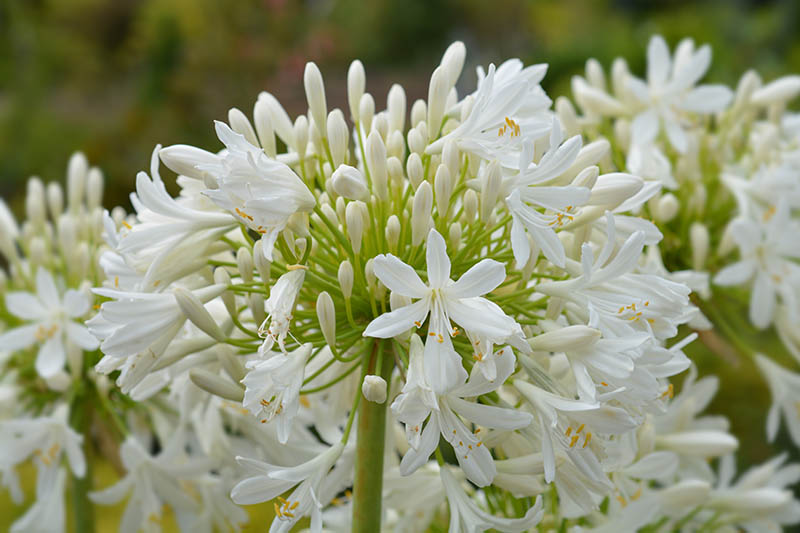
top-left (0, 37), bottom-right (799, 532)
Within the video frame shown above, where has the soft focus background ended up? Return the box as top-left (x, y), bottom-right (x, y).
top-left (1, 0), bottom-right (799, 529)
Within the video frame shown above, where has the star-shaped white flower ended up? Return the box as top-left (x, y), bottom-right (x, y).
top-left (0, 268), bottom-right (99, 378)
top-left (364, 228), bottom-right (523, 392)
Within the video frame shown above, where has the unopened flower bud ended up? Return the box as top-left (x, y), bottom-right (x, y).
top-left (316, 291), bottom-right (336, 349)
top-left (29, 237), bottom-right (47, 267)
top-left (46, 182), bottom-right (64, 220)
top-left (555, 97), bottom-right (579, 137)
top-left (332, 165), bottom-right (368, 200)
top-left (159, 144), bottom-right (217, 180)
top-left (359, 93), bottom-right (375, 133)
top-left (252, 239), bottom-right (271, 282)
top-left (657, 430), bottom-right (738, 458)
top-left (348, 60), bottom-right (366, 123)
top-left (367, 131), bottom-right (389, 201)
top-left (750, 75), bottom-right (800, 106)
top-left (67, 152), bottom-right (88, 212)
top-left (660, 480), bottom-right (711, 513)
top-left (387, 84), bottom-right (406, 133)
top-left (387, 155), bottom-right (404, 190)
top-left (412, 181), bottom-right (433, 246)
top-left (228, 107), bottom-right (259, 146)
top-left (86, 168), bottom-right (104, 210)
top-left (427, 66), bottom-right (449, 135)
top-left (213, 268), bottom-right (237, 317)
top-left (327, 109), bottom-right (348, 167)
top-left (189, 369), bottom-right (243, 402)
top-left (362, 375), bottom-right (387, 403)
top-left (304, 62), bottom-right (328, 135)
top-left (387, 131), bottom-right (406, 160)
top-left (480, 160), bottom-right (502, 222)
top-left (463, 189), bottom-right (478, 223)
top-left (434, 164), bottom-right (452, 218)
top-left (442, 140), bottom-right (460, 178)
top-left (338, 260), bottom-right (354, 299)
top-left (733, 70), bottom-right (761, 110)
top-left (406, 153), bottom-right (424, 189)
top-left (655, 193), bottom-right (679, 223)
top-left (407, 127), bottom-right (425, 156)
top-left (372, 112), bottom-right (389, 140)
top-left (237, 247), bottom-right (254, 283)
top-left (253, 97), bottom-right (277, 157)
top-left (174, 287), bottom-right (226, 342)
top-left (448, 222), bottom-right (462, 251)
top-left (611, 57), bottom-right (630, 97)
top-left (588, 173), bottom-right (643, 209)
top-left (440, 41), bottom-right (466, 87)
top-left (293, 115), bottom-right (309, 158)
top-left (410, 99), bottom-right (426, 128)
top-left (528, 326), bottom-right (601, 352)
top-left (346, 201), bottom-right (364, 254)
top-left (216, 345), bottom-right (246, 383)
top-left (690, 222), bottom-right (709, 271)
top-left (364, 258), bottom-right (377, 294)
top-left (572, 77), bottom-right (627, 116)
top-left (386, 215), bottom-right (401, 251)
top-left (249, 293), bottom-right (266, 325)
top-left (26, 178), bottom-right (46, 229)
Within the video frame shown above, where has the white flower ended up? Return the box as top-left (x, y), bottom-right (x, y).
top-left (0, 404), bottom-right (85, 478)
top-left (241, 343), bottom-right (312, 444)
top-left (504, 120), bottom-right (592, 267)
top-left (714, 203), bottom-right (800, 329)
top-left (200, 121), bottom-right (316, 260)
top-left (755, 353), bottom-right (800, 446)
top-left (0, 268), bottom-right (98, 378)
top-left (626, 35), bottom-right (733, 153)
top-left (427, 61), bottom-right (551, 166)
top-left (90, 433), bottom-right (210, 533)
top-left (258, 268), bottom-right (305, 353)
top-left (231, 442), bottom-right (344, 533)
top-left (392, 336), bottom-right (532, 487)
top-left (10, 467), bottom-right (67, 533)
top-left (440, 466), bottom-right (543, 533)
top-left (364, 228), bottom-right (523, 392)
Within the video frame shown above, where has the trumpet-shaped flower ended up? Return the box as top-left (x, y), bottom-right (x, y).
top-left (0, 268), bottom-right (98, 378)
top-left (364, 229), bottom-right (523, 393)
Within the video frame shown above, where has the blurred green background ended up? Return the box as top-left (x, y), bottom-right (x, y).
top-left (1, 0), bottom-right (799, 530)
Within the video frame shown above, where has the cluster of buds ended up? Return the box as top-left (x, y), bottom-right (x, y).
top-left (0, 37), bottom-right (798, 532)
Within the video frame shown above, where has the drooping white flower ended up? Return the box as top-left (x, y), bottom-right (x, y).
top-left (231, 442), bottom-right (344, 533)
top-left (258, 268), bottom-right (306, 353)
top-left (241, 343), bottom-right (312, 444)
top-left (440, 466), bottom-right (543, 533)
top-left (364, 228), bottom-right (524, 393)
top-left (10, 467), bottom-right (67, 533)
top-left (392, 336), bottom-right (532, 487)
top-left (0, 268), bottom-right (98, 378)
top-left (713, 203), bottom-right (800, 329)
top-left (199, 121), bottom-right (316, 260)
top-left (755, 353), bottom-right (800, 446)
top-left (90, 433), bottom-right (210, 533)
top-left (626, 35), bottom-right (733, 153)
top-left (0, 404), bottom-right (85, 479)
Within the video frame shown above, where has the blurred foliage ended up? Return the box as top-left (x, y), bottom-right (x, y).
top-left (1, 0), bottom-right (799, 529)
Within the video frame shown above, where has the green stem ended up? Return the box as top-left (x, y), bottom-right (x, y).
top-left (351, 341), bottom-right (394, 532)
top-left (69, 397), bottom-right (96, 533)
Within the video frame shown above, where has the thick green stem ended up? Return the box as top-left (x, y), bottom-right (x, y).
top-left (351, 341), bottom-right (394, 532)
top-left (70, 399), bottom-right (95, 533)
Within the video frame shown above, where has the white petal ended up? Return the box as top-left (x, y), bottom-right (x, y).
top-left (63, 290), bottom-right (90, 318)
top-left (372, 254), bottom-right (429, 298)
top-left (750, 272), bottom-right (776, 330)
top-left (36, 268), bottom-right (60, 308)
top-left (664, 116), bottom-right (688, 154)
top-left (714, 260), bottom-right (756, 286)
top-left (448, 397), bottom-right (532, 430)
top-left (631, 110), bottom-right (659, 146)
top-left (449, 259), bottom-right (505, 299)
top-left (510, 216), bottom-right (531, 267)
top-left (0, 324), bottom-right (39, 351)
top-left (425, 229), bottom-right (451, 288)
top-left (678, 85), bottom-right (733, 112)
top-left (230, 475), bottom-right (295, 505)
top-left (446, 297), bottom-right (518, 340)
top-left (647, 35), bottom-right (671, 86)
top-left (399, 416), bottom-right (440, 475)
top-left (5, 292), bottom-right (46, 320)
top-left (36, 336), bottom-right (66, 378)
top-left (455, 347), bottom-right (516, 397)
top-left (423, 335), bottom-right (467, 394)
top-left (66, 322), bottom-right (100, 350)
top-left (363, 299), bottom-right (429, 338)
top-left (623, 451), bottom-right (678, 479)
top-left (89, 476), bottom-right (134, 505)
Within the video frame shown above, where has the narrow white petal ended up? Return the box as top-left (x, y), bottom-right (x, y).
top-left (425, 229), bottom-right (451, 288)
top-left (449, 259), bottom-right (505, 299)
top-left (363, 299), bottom-right (429, 338)
top-left (714, 260), bottom-right (756, 286)
top-left (36, 336), bottom-right (66, 378)
top-left (423, 335), bottom-right (467, 394)
top-left (36, 268), bottom-right (60, 308)
top-left (66, 322), bottom-right (100, 350)
top-left (750, 272), bottom-right (776, 329)
top-left (5, 292), bottom-right (46, 320)
top-left (372, 254), bottom-right (429, 298)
